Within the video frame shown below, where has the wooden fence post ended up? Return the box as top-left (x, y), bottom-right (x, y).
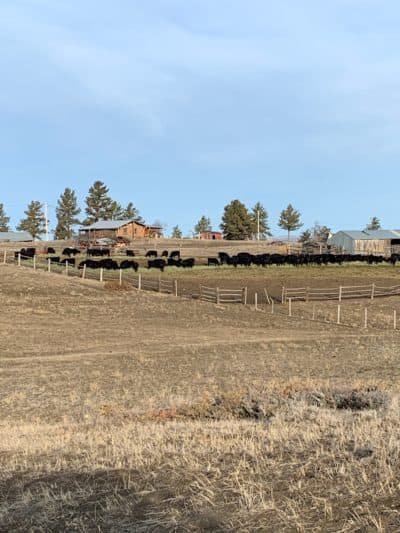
top-left (243, 287), bottom-right (248, 305)
top-left (216, 287), bottom-right (220, 305)
top-left (18, 253), bottom-right (21, 267)
top-left (371, 283), bottom-right (375, 301)
top-left (33, 255), bottom-right (36, 270)
top-left (339, 286), bottom-right (342, 302)
top-left (337, 304), bottom-right (341, 324)
top-left (119, 269), bottom-right (122, 286)
top-left (3, 250), bottom-right (6, 264)
top-left (47, 258), bottom-right (51, 273)
top-left (271, 300), bottom-right (274, 314)
top-left (364, 308), bottom-right (368, 329)
top-left (288, 298), bottom-right (292, 317)
top-left (100, 268), bottom-right (103, 282)
top-left (138, 273), bottom-right (141, 291)
top-left (174, 279), bottom-right (178, 297)
top-left (65, 260), bottom-right (69, 276)
top-left (82, 264), bottom-right (86, 279)
top-left (281, 286), bottom-right (285, 304)
top-left (254, 292), bottom-right (258, 310)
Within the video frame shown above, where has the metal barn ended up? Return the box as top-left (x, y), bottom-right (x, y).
top-left (327, 230), bottom-right (400, 255)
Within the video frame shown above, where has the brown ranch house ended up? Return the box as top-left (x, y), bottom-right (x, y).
top-left (78, 219), bottom-right (163, 242)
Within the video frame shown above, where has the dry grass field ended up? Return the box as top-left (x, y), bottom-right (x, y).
top-left (1, 262), bottom-right (400, 531)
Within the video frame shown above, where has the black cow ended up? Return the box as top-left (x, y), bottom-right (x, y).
top-left (62, 247), bottom-right (80, 257)
top-left (47, 256), bottom-right (60, 263)
top-left (237, 252), bottom-right (253, 267)
top-left (182, 258), bottom-right (195, 268)
top-left (47, 247), bottom-right (56, 254)
top-left (78, 259), bottom-right (99, 269)
top-left (60, 257), bottom-right (76, 266)
top-left (120, 260), bottom-right (139, 272)
top-left (87, 248), bottom-right (111, 257)
top-left (218, 252), bottom-right (230, 265)
top-left (161, 250), bottom-right (169, 257)
top-left (169, 250), bottom-right (180, 259)
top-left (167, 257), bottom-right (182, 267)
top-left (98, 258), bottom-right (119, 270)
top-left (15, 247), bottom-right (36, 260)
top-left (145, 250), bottom-right (158, 258)
top-left (147, 259), bottom-right (166, 271)
top-left (126, 250), bottom-right (136, 257)
top-left (207, 257), bottom-right (220, 266)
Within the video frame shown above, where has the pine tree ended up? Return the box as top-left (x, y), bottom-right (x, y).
top-left (220, 199), bottom-right (253, 240)
top-left (83, 181), bottom-right (115, 225)
top-left (122, 202), bottom-right (141, 221)
top-left (110, 201), bottom-right (124, 220)
top-left (17, 201), bottom-right (45, 239)
top-left (278, 204), bottom-right (303, 242)
top-left (0, 202), bottom-right (10, 231)
top-left (298, 229), bottom-right (312, 243)
top-left (171, 225), bottom-right (182, 238)
top-left (250, 202), bottom-right (271, 239)
top-left (194, 215), bottom-right (211, 235)
top-left (54, 188), bottom-right (81, 240)
top-left (366, 217), bottom-right (381, 231)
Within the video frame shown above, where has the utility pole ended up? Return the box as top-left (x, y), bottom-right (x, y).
top-left (257, 209), bottom-right (260, 241)
top-left (44, 202), bottom-right (49, 241)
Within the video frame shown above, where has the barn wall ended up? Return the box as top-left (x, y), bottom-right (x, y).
top-left (328, 232), bottom-right (355, 253)
top-left (117, 222), bottom-right (146, 239)
top-left (354, 240), bottom-right (390, 255)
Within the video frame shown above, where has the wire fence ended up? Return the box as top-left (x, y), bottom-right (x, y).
top-left (281, 283), bottom-right (400, 302)
top-left (3, 250), bottom-right (400, 333)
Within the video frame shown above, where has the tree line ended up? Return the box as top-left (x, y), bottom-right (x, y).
top-left (0, 182), bottom-right (383, 241)
top-left (0, 181), bottom-right (142, 239)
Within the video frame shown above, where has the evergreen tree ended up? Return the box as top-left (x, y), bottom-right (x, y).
top-left (0, 202), bottom-right (10, 231)
top-left (17, 201), bottom-right (45, 239)
top-left (110, 201), bottom-right (125, 220)
top-left (220, 199), bottom-right (253, 240)
top-left (194, 215), bottom-right (211, 235)
top-left (366, 217), bottom-right (381, 231)
top-left (122, 202), bottom-right (141, 221)
top-left (83, 180), bottom-right (115, 224)
top-left (278, 203), bottom-right (303, 242)
top-left (298, 229), bottom-right (312, 243)
top-left (54, 188), bottom-right (81, 240)
top-left (171, 225), bottom-right (183, 238)
top-left (250, 202), bottom-right (271, 239)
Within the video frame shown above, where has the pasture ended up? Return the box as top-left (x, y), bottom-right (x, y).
top-left (1, 262), bottom-right (400, 531)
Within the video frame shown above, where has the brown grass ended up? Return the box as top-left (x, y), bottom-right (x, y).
top-left (1, 264), bottom-right (400, 531)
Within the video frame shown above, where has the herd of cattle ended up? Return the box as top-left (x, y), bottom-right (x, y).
top-left (13, 246), bottom-right (400, 272)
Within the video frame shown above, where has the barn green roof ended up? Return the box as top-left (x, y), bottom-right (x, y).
top-left (0, 231), bottom-right (33, 242)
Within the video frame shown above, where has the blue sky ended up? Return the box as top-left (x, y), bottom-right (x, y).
top-left (1, 0), bottom-right (400, 237)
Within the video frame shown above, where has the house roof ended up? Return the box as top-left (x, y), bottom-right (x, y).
top-left (79, 219), bottom-right (144, 231)
top-left (331, 230), bottom-right (400, 241)
top-left (0, 231), bottom-right (33, 242)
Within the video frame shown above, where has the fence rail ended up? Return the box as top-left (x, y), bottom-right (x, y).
top-left (282, 282), bottom-right (400, 303)
top-left (199, 285), bottom-right (246, 304)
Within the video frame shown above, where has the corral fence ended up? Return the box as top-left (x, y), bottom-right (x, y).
top-left (199, 285), bottom-right (247, 305)
top-left (281, 283), bottom-right (400, 303)
top-left (3, 251), bottom-right (248, 302)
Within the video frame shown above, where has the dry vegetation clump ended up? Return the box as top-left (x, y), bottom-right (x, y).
top-left (104, 280), bottom-right (133, 291)
top-left (147, 385), bottom-right (391, 423)
top-left (1, 387), bottom-right (399, 532)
